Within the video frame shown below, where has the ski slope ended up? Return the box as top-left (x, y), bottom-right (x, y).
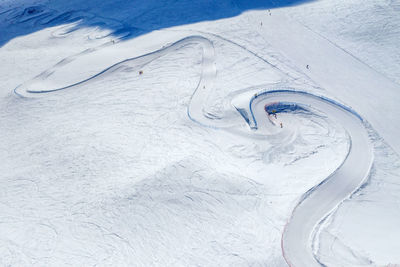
top-left (1, 0), bottom-right (400, 266)
top-left (14, 33), bottom-right (374, 266)
top-left (251, 10), bottom-right (400, 155)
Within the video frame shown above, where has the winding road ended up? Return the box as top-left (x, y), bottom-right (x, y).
top-left (14, 35), bottom-right (374, 266)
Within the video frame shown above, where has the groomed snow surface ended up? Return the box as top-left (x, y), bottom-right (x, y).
top-left (1, 0), bottom-right (400, 266)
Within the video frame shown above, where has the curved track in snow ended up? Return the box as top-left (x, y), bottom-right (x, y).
top-left (14, 35), bottom-right (373, 266)
top-left (14, 35), bottom-right (224, 128)
top-left (250, 90), bottom-right (373, 266)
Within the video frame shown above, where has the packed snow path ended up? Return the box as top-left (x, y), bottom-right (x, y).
top-left (250, 91), bottom-right (373, 266)
top-left (14, 35), bottom-right (373, 266)
top-left (14, 35), bottom-right (228, 128)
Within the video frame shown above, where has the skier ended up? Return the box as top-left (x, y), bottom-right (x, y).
top-left (280, 122), bottom-right (283, 128)
top-left (271, 109), bottom-right (277, 118)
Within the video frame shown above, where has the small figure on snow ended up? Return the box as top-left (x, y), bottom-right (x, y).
top-left (271, 109), bottom-right (277, 119)
top-left (139, 70), bottom-right (143, 75)
top-left (280, 122), bottom-right (283, 128)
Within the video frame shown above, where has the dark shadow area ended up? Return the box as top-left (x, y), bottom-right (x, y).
top-left (0, 0), bottom-right (314, 47)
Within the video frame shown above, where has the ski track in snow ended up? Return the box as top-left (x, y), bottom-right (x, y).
top-left (249, 90), bottom-right (373, 266)
top-left (14, 34), bottom-right (373, 266)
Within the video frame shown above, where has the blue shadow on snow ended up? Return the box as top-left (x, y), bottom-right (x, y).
top-left (0, 0), bottom-right (314, 47)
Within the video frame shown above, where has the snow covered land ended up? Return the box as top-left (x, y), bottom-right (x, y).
top-left (1, 0), bottom-right (399, 266)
